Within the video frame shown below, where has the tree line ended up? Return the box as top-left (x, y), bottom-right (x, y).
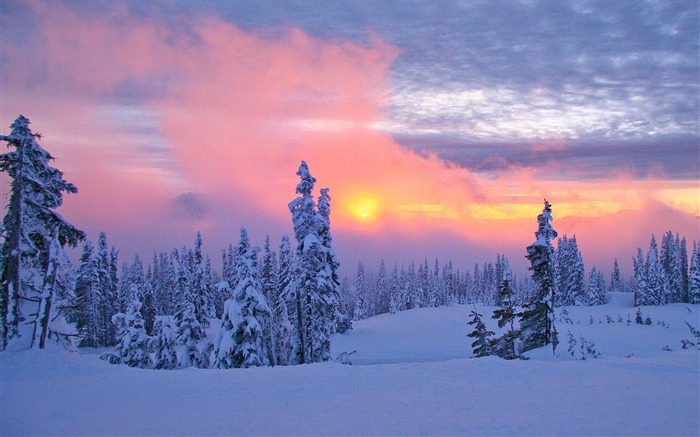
top-left (1, 115), bottom-right (698, 367)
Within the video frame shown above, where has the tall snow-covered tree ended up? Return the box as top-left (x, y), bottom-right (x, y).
top-left (73, 240), bottom-right (101, 347)
top-left (688, 241), bottom-right (700, 304)
top-left (554, 235), bottom-right (585, 306)
top-left (260, 236), bottom-right (277, 364)
top-left (375, 260), bottom-right (390, 315)
top-left (287, 161), bottom-right (337, 363)
top-left (520, 199), bottom-right (558, 354)
top-left (633, 247), bottom-right (651, 306)
top-left (354, 262), bottom-right (370, 321)
top-left (610, 258), bottom-right (623, 293)
top-left (0, 115), bottom-right (85, 349)
top-left (215, 228), bottom-right (271, 368)
top-left (646, 235), bottom-right (670, 305)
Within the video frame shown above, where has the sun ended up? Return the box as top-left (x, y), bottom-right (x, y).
top-left (349, 195), bottom-right (379, 223)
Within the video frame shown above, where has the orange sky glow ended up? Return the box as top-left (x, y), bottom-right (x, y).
top-left (1, 1), bottom-right (697, 277)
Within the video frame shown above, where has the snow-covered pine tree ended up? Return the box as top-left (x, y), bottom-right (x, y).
top-left (141, 281), bottom-right (157, 336)
top-left (96, 232), bottom-right (119, 346)
top-left (276, 235), bottom-right (296, 364)
top-left (646, 235), bottom-right (670, 305)
top-left (554, 235), bottom-right (586, 306)
top-left (610, 258), bottom-right (623, 293)
top-left (375, 260), bottom-right (390, 315)
top-left (389, 264), bottom-right (400, 314)
top-left (260, 236), bottom-right (278, 365)
top-left (467, 306), bottom-right (494, 358)
top-left (174, 301), bottom-right (210, 368)
top-left (427, 259), bottom-right (442, 307)
top-left (586, 266), bottom-right (607, 306)
top-left (491, 268), bottom-right (519, 359)
top-left (112, 293), bottom-right (152, 368)
top-left (679, 237), bottom-right (689, 303)
top-left (153, 319), bottom-right (178, 369)
top-left (688, 241), bottom-right (700, 304)
top-left (224, 228), bottom-right (271, 368)
top-left (0, 115), bottom-right (85, 349)
top-left (520, 199), bottom-right (558, 354)
top-left (287, 161), bottom-right (337, 363)
top-left (354, 262), bottom-right (369, 321)
top-left (316, 187), bottom-right (345, 337)
top-left (73, 240), bottom-right (102, 347)
top-left (633, 248), bottom-right (650, 305)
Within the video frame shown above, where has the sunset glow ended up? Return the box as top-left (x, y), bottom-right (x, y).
top-left (1, 0), bottom-right (697, 277)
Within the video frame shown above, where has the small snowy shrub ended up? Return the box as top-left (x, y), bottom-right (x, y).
top-left (335, 351), bottom-right (357, 365)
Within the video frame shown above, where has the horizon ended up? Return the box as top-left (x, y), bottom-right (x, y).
top-left (1, 0), bottom-right (698, 280)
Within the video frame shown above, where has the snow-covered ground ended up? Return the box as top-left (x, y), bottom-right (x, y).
top-left (2, 295), bottom-right (699, 436)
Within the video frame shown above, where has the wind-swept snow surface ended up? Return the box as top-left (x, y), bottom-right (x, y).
top-left (2, 299), bottom-right (699, 436)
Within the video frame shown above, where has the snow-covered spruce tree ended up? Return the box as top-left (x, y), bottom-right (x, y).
top-left (215, 228), bottom-right (271, 368)
top-left (519, 199), bottom-right (558, 354)
top-left (287, 161), bottom-right (338, 363)
top-left (468, 306), bottom-right (494, 358)
top-left (0, 115), bottom-right (85, 350)
top-left (633, 248), bottom-right (650, 305)
top-left (610, 258), bottom-right (623, 293)
top-left (112, 294), bottom-right (152, 368)
top-left (554, 235), bottom-right (586, 306)
top-left (175, 302), bottom-right (210, 368)
top-left (141, 281), bottom-right (157, 336)
top-left (276, 235), bottom-right (295, 365)
top-left (375, 260), bottom-right (390, 315)
top-left (354, 262), bottom-right (369, 321)
top-left (646, 235), bottom-right (670, 305)
top-left (73, 240), bottom-right (102, 347)
top-left (586, 266), bottom-right (607, 306)
top-left (688, 241), bottom-right (700, 304)
top-left (491, 269), bottom-right (519, 359)
top-left (389, 264), bottom-right (400, 314)
top-left (96, 232), bottom-right (119, 346)
top-left (316, 187), bottom-right (346, 337)
top-left (260, 236), bottom-right (277, 365)
top-left (153, 319), bottom-right (178, 370)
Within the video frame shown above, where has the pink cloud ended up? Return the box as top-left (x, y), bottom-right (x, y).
top-left (1, 2), bottom-right (696, 277)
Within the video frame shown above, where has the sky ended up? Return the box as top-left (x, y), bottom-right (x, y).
top-left (1, 0), bottom-right (698, 279)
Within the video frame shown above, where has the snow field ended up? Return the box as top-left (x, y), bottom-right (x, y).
top-left (2, 298), bottom-right (699, 436)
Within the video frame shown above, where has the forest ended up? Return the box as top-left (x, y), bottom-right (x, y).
top-left (1, 114), bottom-right (699, 368)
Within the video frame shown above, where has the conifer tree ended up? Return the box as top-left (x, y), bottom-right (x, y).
top-left (74, 240), bottom-right (101, 347)
top-left (354, 262), bottom-right (369, 321)
top-left (153, 319), bottom-right (178, 370)
top-left (0, 115), bottom-right (84, 349)
top-left (389, 264), bottom-right (400, 314)
top-left (468, 307), bottom-right (494, 358)
top-left (112, 293), bottom-right (152, 368)
top-left (287, 161), bottom-right (338, 363)
top-left (215, 228), bottom-right (269, 368)
top-left (260, 235), bottom-right (277, 365)
top-left (375, 260), bottom-right (390, 315)
top-left (586, 266), bottom-right (607, 306)
top-left (688, 242), bottom-right (700, 304)
top-left (633, 248), bottom-right (650, 305)
top-left (646, 235), bottom-right (669, 305)
top-left (491, 269), bottom-right (519, 359)
top-left (520, 199), bottom-right (558, 353)
top-left (610, 258), bottom-right (623, 293)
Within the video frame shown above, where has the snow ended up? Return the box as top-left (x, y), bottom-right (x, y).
top-left (2, 297), bottom-right (699, 436)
